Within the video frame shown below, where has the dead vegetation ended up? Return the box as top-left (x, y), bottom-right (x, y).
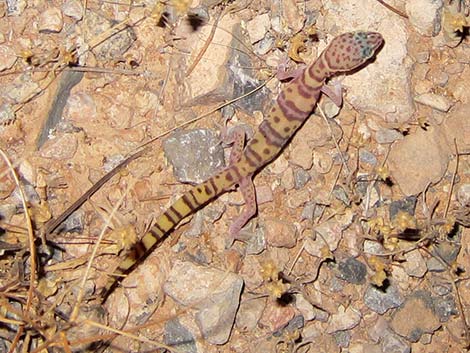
top-left (0, 0), bottom-right (469, 352)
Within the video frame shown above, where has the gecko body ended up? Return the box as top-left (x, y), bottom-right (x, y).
top-left (102, 31), bottom-right (383, 300)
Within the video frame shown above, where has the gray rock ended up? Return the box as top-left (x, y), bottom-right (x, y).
top-left (381, 333), bottom-right (411, 353)
top-left (389, 196), bottom-right (417, 220)
top-left (433, 294), bottom-right (458, 322)
top-left (432, 239), bottom-right (461, 269)
top-left (294, 168), bottom-right (311, 189)
top-left (337, 257), bottom-right (367, 285)
top-left (228, 33), bottom-right (271, 114)
top-left (333, 330), bottom-right (351, 348)
top-left (164, 318), bottom-right (197, 353)
top-left (426, 257), bottom-right (446, 272)
top-left (332, 185), bottom-right (350, 206)
top-left (359, 149), bottom-right (378, 166)
top-left (244, 226), bottom-right (266, 255)
top-left (57, 210), bottom-right (85, 234)
top-left (254, 32), bottom-right (275, 56)
top-left (403, 249), bottom-right (427, 278)
top-left (164, 129), bottom-right (225, 184)
top-left (364, 283), bottom-right (404, 314)
top-left (83, 10), bottom-right (136, 60)
top-left (301, 201), bottom-right (316, 221)
top-left (236, 297), bottom-right (265, 331)
top-left (284, 315), bottom-right (304, 332)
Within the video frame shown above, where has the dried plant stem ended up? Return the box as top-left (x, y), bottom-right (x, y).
top-left (0, 148), bottom-right (37, 353)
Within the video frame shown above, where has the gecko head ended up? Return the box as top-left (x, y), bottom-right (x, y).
top-left (323, 31), bottom-right (384, 72)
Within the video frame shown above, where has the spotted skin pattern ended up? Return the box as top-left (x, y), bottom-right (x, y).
top-left (101, 31), bottom-right (383, 300)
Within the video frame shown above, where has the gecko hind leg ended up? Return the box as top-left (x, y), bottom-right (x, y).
top-left (226, 175), bottom-right (257, 248)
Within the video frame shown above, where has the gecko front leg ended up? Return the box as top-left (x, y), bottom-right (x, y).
top-left (224, 125), bottom-right (246, 166)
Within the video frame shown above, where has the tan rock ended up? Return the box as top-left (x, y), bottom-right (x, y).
top-left (387, 127), bottom-right (450, 195)
top-left (264, 218), bottom-right (297, 248)
top-left (38, 7), bottom-right (63, 33)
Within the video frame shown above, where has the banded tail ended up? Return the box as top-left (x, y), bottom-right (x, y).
top-left (101, 31), bottom-right (384, 301)
top-left (101, 168), bottom-right (237, 300)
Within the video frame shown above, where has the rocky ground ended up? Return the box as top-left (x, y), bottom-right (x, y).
top-left (0, 0), bottom-right (469, 352)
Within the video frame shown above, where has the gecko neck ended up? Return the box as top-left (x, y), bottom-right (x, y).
top-left (234, 54), bottom-right (330, 177)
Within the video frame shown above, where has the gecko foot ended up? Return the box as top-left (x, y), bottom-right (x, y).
top-left (320, 79), bottom-right (344, 107)
top-left (226, 176), bottom-right (257, 248)
top-left (276, 60), bottom-right (306, 81)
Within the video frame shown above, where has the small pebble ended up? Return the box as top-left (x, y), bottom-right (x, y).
top-left (359, 149), bottom-right (377, 166)
top-left (164, 319), bottom-right (197, 353)
top-left (381, 334), bottom-right (411, 353)
top-left (415, 51), bottom-right (430, 63)
top-left (0, 104), bottom-right (15, 125)
top-left (444, 62), bottom-right (463, 75)
top-left (414, 93), bottom-right (453, 112)
top-left (294, 168), bottom-right (311, 189)
top-left (264, 219), bottom-right (297, 248)
top-left (40, 134), bottom-right (78, 160)
top-left (337, 257), bottom-right (367, 285)
top-left (333, 330), bottom-right (351, 348)
top-left (363, 240), bottom-right (386, 255)
top-left (6, 0), bottom-right (26, 15)
top-left (62, 0), bottom-right (83, 20)
top-left (322, 100), bottom-right (341, 119)
top-left (456, 184), bottom-right (470, 207)
top-left (403, 249), bottom-right (427, 278)
top-left (245, 13), bottom-right (270, 44)
top-left (375, 128), bottom-right (403, 144)
top-left (0, 45), bottom-right (17, 71)
top-left (38, 7), bottom-right (64, 33)
top-left (254, 33), bottom-right (274, 56)
top-left (326, 306), bottom-right (361, 333)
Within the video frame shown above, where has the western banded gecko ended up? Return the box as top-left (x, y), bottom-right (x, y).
top-left (102, 31), bottom-right (384, 300)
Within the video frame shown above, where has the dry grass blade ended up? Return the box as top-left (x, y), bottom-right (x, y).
top-left (0, 148), bottom-right (37, 353)
top-left (69, 181), bottom-right (133, 322)
top-left (0, 150), bottom-right (36, 313)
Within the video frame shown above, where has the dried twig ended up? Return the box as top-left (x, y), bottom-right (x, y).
top-left (376, 0), bottom-right (409, 18)
top-left (444, 139), bottom-right (459, 218)
top-left (43, 147), bottom-right (148, 235)
top-left (186, 10), bottom-right (224, 77)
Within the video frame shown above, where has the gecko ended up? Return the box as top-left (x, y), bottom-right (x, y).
top-left (101, 31), bottom-right (384, 301)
